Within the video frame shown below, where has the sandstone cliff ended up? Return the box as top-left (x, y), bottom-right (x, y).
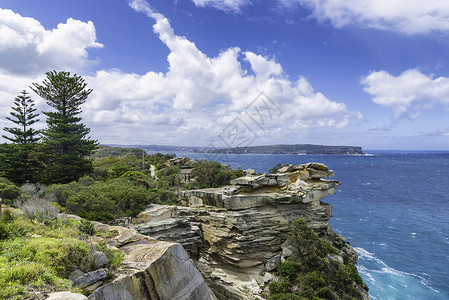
top-left (130, 163), bottom-right (369, 299)
top-left (82, 223), bottom-right (214, 300)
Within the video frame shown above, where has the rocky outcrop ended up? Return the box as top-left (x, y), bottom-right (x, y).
top-left (130, 163), bottom-right (367, 299)
top-left (84, 223), bottom-right (214, 300)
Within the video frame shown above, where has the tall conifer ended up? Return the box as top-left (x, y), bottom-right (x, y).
top-left (2, 90), bottom-right (41, 183)
top-left (32, 71), bottom-right (97, 184)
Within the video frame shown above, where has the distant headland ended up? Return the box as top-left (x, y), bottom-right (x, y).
top-left (105, 143), bottom-right (364, 155)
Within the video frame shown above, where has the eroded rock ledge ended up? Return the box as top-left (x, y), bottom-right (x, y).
top-left (130, 162), bottom-right (368, 299)
top-left (85, 224), bottom-right (214, 300)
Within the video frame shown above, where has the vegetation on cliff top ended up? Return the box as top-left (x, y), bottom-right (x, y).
top-left (0, 207), bottom-right (123, 299)
top-left (267, 218), bottom-right (368, 300)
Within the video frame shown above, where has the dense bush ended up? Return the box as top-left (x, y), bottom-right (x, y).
top-left (268, 218), bottom-right (367, 300)
top-left (108, 164), bottom-right (135, 179)
top-left (189, 160), bottom-right (244, 188)
top-left (65, 178), bottom-right (157, 221)
top-left (0, 177), bottom-right (21, 204)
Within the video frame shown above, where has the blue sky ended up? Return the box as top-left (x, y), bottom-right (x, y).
top-left (1, 0), bottom-right (449, 150)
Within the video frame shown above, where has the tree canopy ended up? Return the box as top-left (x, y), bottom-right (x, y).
top-left (1, 90), bottom-right (41, 184)
top-left (31, 71), bottom-right (97, 184)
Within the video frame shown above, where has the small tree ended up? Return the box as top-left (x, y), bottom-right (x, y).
top-left (2, 90), bottom-right (41, 184)
top-left (32, 71), bottom-right (97, 184)
top-left (2, 90), bottom-right (40, 145)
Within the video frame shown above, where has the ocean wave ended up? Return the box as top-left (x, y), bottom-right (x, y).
top-left (354, 247), bottom-right (442, 295)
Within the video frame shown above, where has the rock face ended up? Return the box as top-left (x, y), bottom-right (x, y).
top-left (130, 163), bottom-right (367, 299)
top-left (86, 223), bottom-right (214, 300)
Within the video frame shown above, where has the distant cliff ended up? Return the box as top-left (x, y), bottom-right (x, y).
top-left (199, 144), bottom-right (363, 155)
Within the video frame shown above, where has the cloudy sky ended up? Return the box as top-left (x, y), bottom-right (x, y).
top-left (1, 0), bottom-right (449, 150)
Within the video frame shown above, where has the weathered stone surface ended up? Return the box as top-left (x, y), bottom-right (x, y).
top-left (69, 269), bottom-right (107, 288)
top-left (92, 251), bottom-right (108, 268)
top-left (265, 255), bottom-right (281, 272)
top-left (46, 292), bottom-right (87, 300)
top-left (129, 162), bottom-right (369, 299)
top-left (87, 223), bottom-right (214, 300)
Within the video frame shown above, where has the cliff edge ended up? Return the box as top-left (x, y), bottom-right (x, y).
top-left (130, 162), bottom-right (369, 299)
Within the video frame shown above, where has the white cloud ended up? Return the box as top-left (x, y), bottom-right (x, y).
top-left (78, 1), bottom-right (360, 145)
top-left (361, 69), bottom-right (449, 117)
top-left (0, 8), bottom-right (102, 75)
top-left (1, 4), bottom-right (360, 146)
top-left (191, 0), bottom-right (250, 12)
top-left (278, 0), bottom-right (449, 34)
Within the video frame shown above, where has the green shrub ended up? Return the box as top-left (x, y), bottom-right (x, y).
top-left (0, 221), bottom-right (29, 240)
top-left (271, 293), bottom-right (300, 300)
top-left (4, 237), bottom-right (89, 277)
top-left (277, 261), bottom-right (299, 280)
top-left (66, 178), bottom-right (155, 221)
top-left (108, 164), bottom-right (135, 179)
top-left (0, 177), bottom-right (21, 204)
top-left (78, 219), bottom-right (96, 236)
top-left (95, 240), bottom-right (125, 269)
top-left (190, 160), bottom-right (244, 188)
top-left (269, 277), bottom-right (291, 294)
top-left (120, 170), bottom-right (146, 180)
top-left (44, 181), bottom-right (83, 207)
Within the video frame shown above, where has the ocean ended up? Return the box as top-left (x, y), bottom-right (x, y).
top-left (151, 150), bottom-right (449, 299)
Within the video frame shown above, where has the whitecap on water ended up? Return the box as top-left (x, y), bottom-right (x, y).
top-left (354, 247), bottom-right (445, 299)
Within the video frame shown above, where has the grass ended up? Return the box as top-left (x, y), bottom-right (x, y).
top-left (0, 210), bottom-right (125, 299)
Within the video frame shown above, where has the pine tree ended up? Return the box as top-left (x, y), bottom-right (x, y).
top-left (2, 90), bottom-right (41, 183)
top-left (2, 90), bottom-right (40, 145)
top-left (32, 71), bottom-right (98, 184)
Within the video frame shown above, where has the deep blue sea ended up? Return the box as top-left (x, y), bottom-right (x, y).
top-left (150, 150), bottom-right (449, 299)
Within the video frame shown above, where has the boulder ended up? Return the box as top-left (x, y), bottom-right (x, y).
top-left (69, 269), bottom-right (107, 288)
top-left (46, 292), bottom-right (87, 300)
top-left (93, 251), bottom-right (108, 268)
top-left (265, 255), bottom-right (281, 272)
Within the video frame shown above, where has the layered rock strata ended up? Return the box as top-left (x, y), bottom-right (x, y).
top-left (84, 223), bottom-right (214, 300)
top-left (130, 163), bottom-right (366, 299)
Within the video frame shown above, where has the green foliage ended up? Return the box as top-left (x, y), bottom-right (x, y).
top-left (299, 271), bottom-right (332, 299)
top-left (271, 293), bottom-right (301, 300)
top-left (1, 90), bottom-right (41, 184)
top-left (32, 70), bottom-right (98, 184)
top-left (269, 277), bottom-right (292, 294)
top-left (268, 218), bottom-right (366, 300)
top-left (277, 262), bottom-right (299, 280)
top-left (108, 164), bottom-right (135, 179)
top-left (190, 160), bottom-right (244, 188)
top-left (0, 228), bottom-right (88, 298)
top-left (94, 240), bottom-right (125, 269)
top-left (0, 219), bottom-right (29, 241)
top-left (92, 154), bottom-right (150, 180)
top-left (146, 152), bottom-right (175, 168)
top-left (0, 214), bottom-right (125, 299)
top-left (65, 178), bottom-right (156, 221)
top-left (78, 219), bottom-right (96, 236)
top-left (0, 177), bottom-right (21, 204)
top-left (286, 218), bottom-right (336, 271)
top-left (156, 166), bottom-right (181, 189)
top-left (91, 146), bottom-right (144, 159)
